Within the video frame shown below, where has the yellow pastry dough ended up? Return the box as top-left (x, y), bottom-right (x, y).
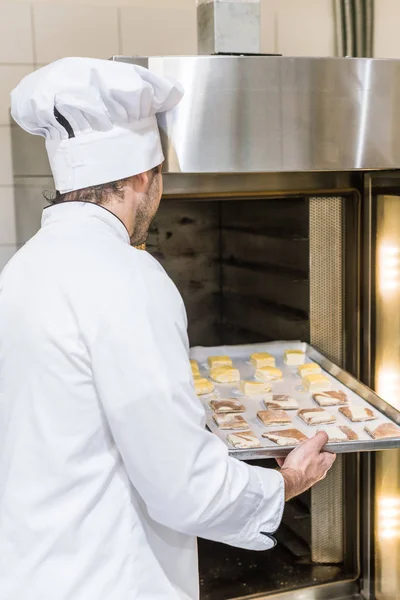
top-left (298, 363), bottom-right (321, 377)
top-left (284, 349), bottom-right (305, 366)
top-left (239, 380), bottom-right (271, 396)
top-left (194, 377), bottom-right (214, 396)
top-left (250, 352), bottom-right (275, 368)
top-left (255, 366), bottom-right (283, 382)
top-left (302, 373), bottom-right (332, 392)
top-left (207, 355), bottom-right (232, 369)
top-left (190, 359), bottom-right (200, 376)
top-left (210, 366), bottom-right (240, 383)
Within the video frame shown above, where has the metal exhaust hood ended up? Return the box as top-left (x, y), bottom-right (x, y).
top-left (113, 0), bottom-right (400, 174)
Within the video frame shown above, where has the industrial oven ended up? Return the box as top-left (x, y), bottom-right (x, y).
top-left (110, 55), bottom-right (400, 600)
top-left (11, 53), bottom-right (400, 600)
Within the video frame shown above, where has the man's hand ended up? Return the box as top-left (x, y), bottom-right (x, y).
top-left (278, 432), bottom-right (336, 501)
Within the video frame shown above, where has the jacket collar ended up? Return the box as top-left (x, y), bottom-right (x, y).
top-left (41, 201), bottom-right (130, 245)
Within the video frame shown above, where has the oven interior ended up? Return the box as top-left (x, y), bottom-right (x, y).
top-left (147, 192), bottom-right (360, 599)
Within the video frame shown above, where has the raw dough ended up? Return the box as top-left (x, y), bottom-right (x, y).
top-left (339, 406), bottom-right (376, 422)
top-left (302, 374), bottom-right (332, 393)
top-left (284, 349), bottom-right (305, 366)
top-left (298, 408), bottom-right (336, 426)
top-left (239, 380), bottom-right (271, 396)
top-left (264, 395), bottom-right (299, 410)
top-left (227, 430), bottom-right (261, 449)
top-left (210, 366), bottom-right (240, 384)
top-left (257, 410), bottom-right (291, 426)
top-left (255, 366), bottom-right (283, 382)
top-left (207, 355), bottom-right (232, 369)
top-left (313, 390), bottom-right (348, 406)
top-left (365, 422), bottom-right (400, 440)
top-left (250, 352), bottom-right (276, 368)
top-left (209, 399), bottom-right (245, 414)
top-left (262, 428), bottom-right (308, 446)
top-left (194, 377), bottom-right (214, 396)
top-left (298, 363), bottom-right (321, 377)
top-left (213, 413), bottom-right (248, 430)
top-left (317, 425), bottom-right (358, 442)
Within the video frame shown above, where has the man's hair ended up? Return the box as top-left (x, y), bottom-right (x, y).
top-left (46, 166), bottom-right (161, 205)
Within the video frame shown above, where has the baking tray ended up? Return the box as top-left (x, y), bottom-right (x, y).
top-left (190, 341), bottom-right (400, 460)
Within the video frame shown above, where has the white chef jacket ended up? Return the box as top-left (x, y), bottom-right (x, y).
top-left (0, 202), bottom-right (284, 600)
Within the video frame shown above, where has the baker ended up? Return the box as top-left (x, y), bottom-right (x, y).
top-left (0, 58), bottom-right (336, 600)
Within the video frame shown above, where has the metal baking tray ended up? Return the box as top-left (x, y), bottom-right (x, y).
top-left (190, 341), bottom-right (400, 460)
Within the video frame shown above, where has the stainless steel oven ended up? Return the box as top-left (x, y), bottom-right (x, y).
top-left (111, 55), bottom-right (400, 599)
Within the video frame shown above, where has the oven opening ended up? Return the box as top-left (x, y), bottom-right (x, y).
top-left (148, 193), bottom-right (359, 599)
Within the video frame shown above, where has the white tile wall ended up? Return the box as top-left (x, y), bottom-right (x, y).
top-left (0, 65), bottom-right (33, 126)
top-left (276, 0), bottom-right (335, 57)
top-left (374, 0), bottom-right (400, 58)
top-left (0, 4), bottom-right (34, 64)
top-left (260, 0), bottom-right (277, 54)
top-left (14, 178), bottom-right (52, 244)
top-left (0, 244), bottom-right (20, 273)
top-left (0, 187), bottom-right (17, 245)
top-left (0, 126), bottom-right (13, 186)
top-left (33, 5), bottom-right (120, 63)
top-left (11, 126), bottom-right (51, 178)
top-left (120, 6), bottom-right (197, 56)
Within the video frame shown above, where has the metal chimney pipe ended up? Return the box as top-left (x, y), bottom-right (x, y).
top-left (197, 0), bottom-right (261, 55)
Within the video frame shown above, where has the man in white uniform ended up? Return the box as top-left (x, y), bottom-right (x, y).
top-left (0, 58), bottom-right (335, 600)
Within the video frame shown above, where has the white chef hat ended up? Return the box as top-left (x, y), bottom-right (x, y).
top-left (11, 57), bottom-right (184, 193)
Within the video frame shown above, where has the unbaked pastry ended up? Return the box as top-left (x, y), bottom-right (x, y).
top-left (298, 408), bottom-right (336, 426)
top-left (213, 413), bottom-right (248, 430)
top-left (313, 390), bottom-right (348, 407)
top-left (210, 366), bottom-right (240, 384)
top-left (318, 425), bottom-right (358, 442)
top-left (250, 352), bottom-right (276, 368)
top-left (190, 359), bottom-right (200, 376)
top-left (209, 399), bottom-right (245, 414)
top-left (255, 366), bottom-right (283, 382)
top-left (239, 380), bottom-right (271, 396)
top-left (227, 430), bottom-right (261, 449)
top-left (284, 349), bottom-right (305, 366)
top-left (257, 410), bottom-right (291, 426)
top-left (207, 355), bottom-right (232, 369)
top-left (302, 373), bottom-right (332, 393)
top-left (365, 422), bottom-right (400, 440)
top-left (298, 363), bottom-right (321, 377)
top-left (264, 394), bottom-right (299, 410)
top-left (194, 377), bottom-right (214, 396)
top-left (262, 428), bottom-right (308, 446)
top-left (339, 406), bottom-right (376, 422)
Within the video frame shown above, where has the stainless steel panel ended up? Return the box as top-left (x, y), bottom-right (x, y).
top-left (231, 580), bottom-right (359, 600)
top-left (114, 55), bottom-right (400, 173)
top-left (162, 172), bottom-right (359, 198)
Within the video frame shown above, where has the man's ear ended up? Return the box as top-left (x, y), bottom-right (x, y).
top-left (131, 171), bottom-right (150, 193)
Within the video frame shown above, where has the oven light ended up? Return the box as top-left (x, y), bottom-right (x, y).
top-left (376, 369), bottom-right (400, 408)
top-left (379, 498), bottom-right (400, 508)
top-left (378, 244), bottom-right (400, 293)
top-left (380, 245), bottom-right (400, 256)
top-left (380, 529), bottom-right (399, 540)
top-left (378, 496), bottom-right (400, 540)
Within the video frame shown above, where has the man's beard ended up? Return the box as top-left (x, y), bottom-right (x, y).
top-left (130, 175), bottom-right (160, 246)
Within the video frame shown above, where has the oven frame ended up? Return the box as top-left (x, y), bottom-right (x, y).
top-left (159, 171), bottom-right (366, 600)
